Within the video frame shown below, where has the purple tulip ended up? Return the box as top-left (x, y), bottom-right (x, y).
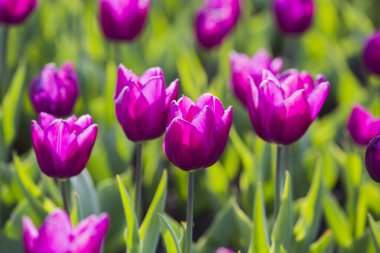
top-left (246, 69), bottom-right (329, 145)
top-left (347, 105), bottom-right (380, 146)
top-left (163, 93), bottom-right (233, 171)
top-left (30, 62), bottom-right (79, 117)
top-left (215, 247), bottom-right (235, 253)
top-left (195, 0), bottom-right (240, 49)
top-left (31, 112), bottom-right (98, 178)
top-left (366, 135), bottom-right (380, 182)
top-left (273, 0), bottom-right (314, 34)
top-left (230, 49), bottom-right (283, 106)
top-left (363, 31), bottom-right (380, 75)
top-left (115, 65), bottom-right (179, 142)
top-left (23, 209), bottom-right (109, 253)
top-left (98, 0), bottom-right (150, 42)
top-left (0, 0), bottom-right (37, 25)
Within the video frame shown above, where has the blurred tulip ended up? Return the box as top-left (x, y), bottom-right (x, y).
top-left (23, 209), bottom-right (109, 253)
top-left (363, 31), bottom-right (380, 75)
top-left (230, 49), bottom-right (283, 106)
top-left (215, 247), bottom-right (235, 253)
top-left (30, 62), bottom-right (79, 117)
top-left (347, 105), bottom-right (380, 146)
top-left (115, 65), bottom-right (179, 142)
top-left (31, 112), bottom-right (98, 178)
top-left (163, 93), bottom-right (233, 170)
top-left (195, 0), bottom-right (240, 49)
top-left (247, 69), bottom-right (329, 145)
top-left (0, 0), bottom-right (37, 25)
top-left (273, 0), bottom-right (314, 34)
top-left (98, 0), bottom-right (150, 41)
top-left (366, 135), bottom-right (380, 182)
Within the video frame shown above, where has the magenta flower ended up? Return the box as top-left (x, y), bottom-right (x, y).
top-left (195, 0), bottom-right (240, 49)
top-left (273, 0), bottom-right (314, 34)
top-left (23, 209), bottom-right (109, 253)
top-left (115, 65), bottom-right (179, 142)
top-left (366, 135), bottom-right (380, 182)
top-left (230, 49), bottom-right (283, 106)
top-left (163, 94), bottom-right (233, 171)
top-left (363, 31), bottom-right (380, 75)
top-left (31, 113), bottom-right (98, 178)
top-left (98, 0), bottom-right (150, 42)
top-left (246, 70), bottom-right (329, 145)
top-left (347, 105), bottom-right (380, 146)
top-left (30, 62), bottom-right (79, 117)
top-left (215, 247), bottom-right (235, 253)
top-left (0, 0), bottom-right (37, 25)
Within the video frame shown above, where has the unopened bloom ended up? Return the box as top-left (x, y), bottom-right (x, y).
top-left (273, 0), bottom-right (314, 34)
top-left (216, 247), bottom-right (235, 253)
top-left (31, 112), bottom-right (98, 178)
top-left (195, 0), bottom-right (240, 49)
top-left (98, 0), bottom-right (150, 41)
top-left (347, 105), bottom-right (380, 146)
top-left (366, 135), bottom-right (380, 182)
top-left (0, 0), bottom-right (37, 25)
top-left (164, 93), bottom-right (233, 171)
top-left (363, 31), bottom-right (380, 75)
top-left (230, 49), bottom-right (283, 106)
top-left (30, 62), bottom-right (79, 117)
top-left (23, 209), bottom-right (109, 253)
top-left (115, 65), bottom-right (179, 142)
top-left (247, 70), bottom-right (329, 145)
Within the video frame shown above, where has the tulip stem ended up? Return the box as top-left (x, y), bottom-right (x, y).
top-left (274, 145), bottom-right (284, 218)
top-left (0, 26), bottom-right (8, 101)
top-left (60, 179), bottom-right (70, 215)
top-left (134, 142), bottom-right (143, 222)
top-left (185, 170), bottom-right (195, 253)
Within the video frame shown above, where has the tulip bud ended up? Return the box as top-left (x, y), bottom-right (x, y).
top-left (216, 248), bottom-right (235, 253)
top-left (30, 62), bottom-right (79, 117)
top-left (366, 135), bottom-right (380, 182)
top-left (115, 65), bottom-right (179, 142)
top-left (363, 31), bottom-right (380, 75)
top-left (246, 69), bottom-right (329, 145)
top-left (273, 0), bottom-right (314, 34)
top-left (23, 209), bottom-right (109, 253)
top-left (195, 0), bottom-right (240, 49)
top-left (163, 93), bottom-right (233, 171)
top-left (347, 105), bottom-right (380, 146)
top-left (230, 49), bottom-right (283, 106)
top-left (0, 0), bottom-right (37, 25)
top-left (31, 113), bottom-right (98, 179)
top-left (98, 0), bottom-right (150, 42)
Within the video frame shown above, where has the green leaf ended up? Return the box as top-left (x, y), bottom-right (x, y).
top-left (248, 182), bottom-right (269, 253)
top-left (309, 230), bottom-right (334, 253)
top-left (271, 171), bottom-right (293, 253)
top-left (368, 214), bottom-right (380, 253)
top-left (159, 213), bottom-right (182, 253)
top-left (104, 60), bottom-right (117, 125)
top-left (2, 63), bottom-right (26, 146)
top-left (117, 175), bottom-right (140, 253)
top-left (139, 170), bottom-right (168, 253)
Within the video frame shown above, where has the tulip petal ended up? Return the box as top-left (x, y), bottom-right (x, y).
top-left (23, 217), bottom-right (38, 253)
top-left (165, 79), bottom-right (179, 108)
top-left (177, 96), bottom-right (197, 120)
top-left (73, 114), bottom-right (94, 133)
top-left (196, 93), bottom-right (225, 119)
top-left (73, 124), bottom-right (98, 177)
top-left (115, 65), bottom-right (138, 99)
top-left (139, 67), bottom-right (164, 85)
top-left (38, 112), bottom-right (57, 130)
top-left (307, 81), bottom-right (330, 120)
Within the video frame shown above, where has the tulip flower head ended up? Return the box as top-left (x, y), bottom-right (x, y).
top-left (230, 49), bottom-right (283, 106)
top-left (23, 209), bottom-right (109, 253)
top-left (30, 62), bottom-right (79, 117)
top-left (0, 0), bottom-right (38, 25)
top-left (363, 31), bottom-right (380, 75)
top-left (347, 105), bottom-right (380, 146)
top-left (115, 65), bottom-right (179, 142)
top-left (366, 135), bottom-right (380, 182)
top-left (195, 0), bottom-right (240, 49)
top-left (273, 0), bottom-right (315, 34)
top-left (31, 113), bottom-right (98, 178)
top-left (98, 0), bottom-right (150, 41)
top-left (247, 70), bottom-right (329, 145)
top-left (163, 94), bottom-right (233, 171)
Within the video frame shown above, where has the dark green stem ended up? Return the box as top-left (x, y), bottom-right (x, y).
top-left (274, 145), bottom-right (284, 217)
top-left (185, 170), bottom-right (195, 253)
top-left (60, 179), bottom-right (70, 215)
top-left (134, 142), bottom-right (143, 222)
top-left (0, 27), bottom-right (8, 101)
